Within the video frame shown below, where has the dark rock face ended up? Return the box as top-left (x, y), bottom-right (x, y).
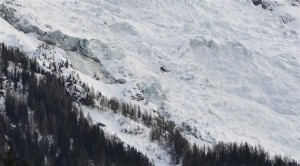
top-left (160, 66), bottom-right (171, 73)
top-left (0, 5), bottom-right (44, 35)
top-left (38, 30), bottom-right (91, 56)
top-left (290, 0), bottom-right (300, 6)
top-left (0, 4), bottom-right (92, 57)
top-left (251, 0), bottom-right (272, 9)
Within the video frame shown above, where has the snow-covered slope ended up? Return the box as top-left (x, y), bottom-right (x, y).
top-left (0, 0), bottom-right (300, 164)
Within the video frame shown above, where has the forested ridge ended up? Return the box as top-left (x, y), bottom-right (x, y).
top-left (0, 43), bottom-right (152, 166)
top-left (0, 43), bottom-right (299, 166)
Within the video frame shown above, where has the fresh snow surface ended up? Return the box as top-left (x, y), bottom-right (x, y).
top-left (0, 0), bottom-right (300, 164)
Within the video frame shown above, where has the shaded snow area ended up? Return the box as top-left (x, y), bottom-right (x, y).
top-left (0, 0), bottom-right (300, 164)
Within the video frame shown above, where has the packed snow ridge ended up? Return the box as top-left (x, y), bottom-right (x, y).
top-left (0, 0), bottom-right (300, 164)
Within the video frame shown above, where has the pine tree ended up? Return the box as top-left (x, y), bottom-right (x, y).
top-left (3, 149), bottom-right (17, 166)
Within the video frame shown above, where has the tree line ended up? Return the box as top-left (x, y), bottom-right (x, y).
top-left (0, 43), bottom-right (153, 166)
top-left (92, 93), bottom-right (300, 166)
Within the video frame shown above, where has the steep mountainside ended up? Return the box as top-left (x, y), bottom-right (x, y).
top-left (0, 0), bottom-right (299, 165)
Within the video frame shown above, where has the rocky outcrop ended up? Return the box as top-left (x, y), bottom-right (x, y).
top-left (251, 0), bottom-right (274, 9)
top-left (0, 4), bottom-right (44, 34)
top-left (0, 4), bottom-right (94, 59)
top-left (38, 30), bottom-right (91, 57)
